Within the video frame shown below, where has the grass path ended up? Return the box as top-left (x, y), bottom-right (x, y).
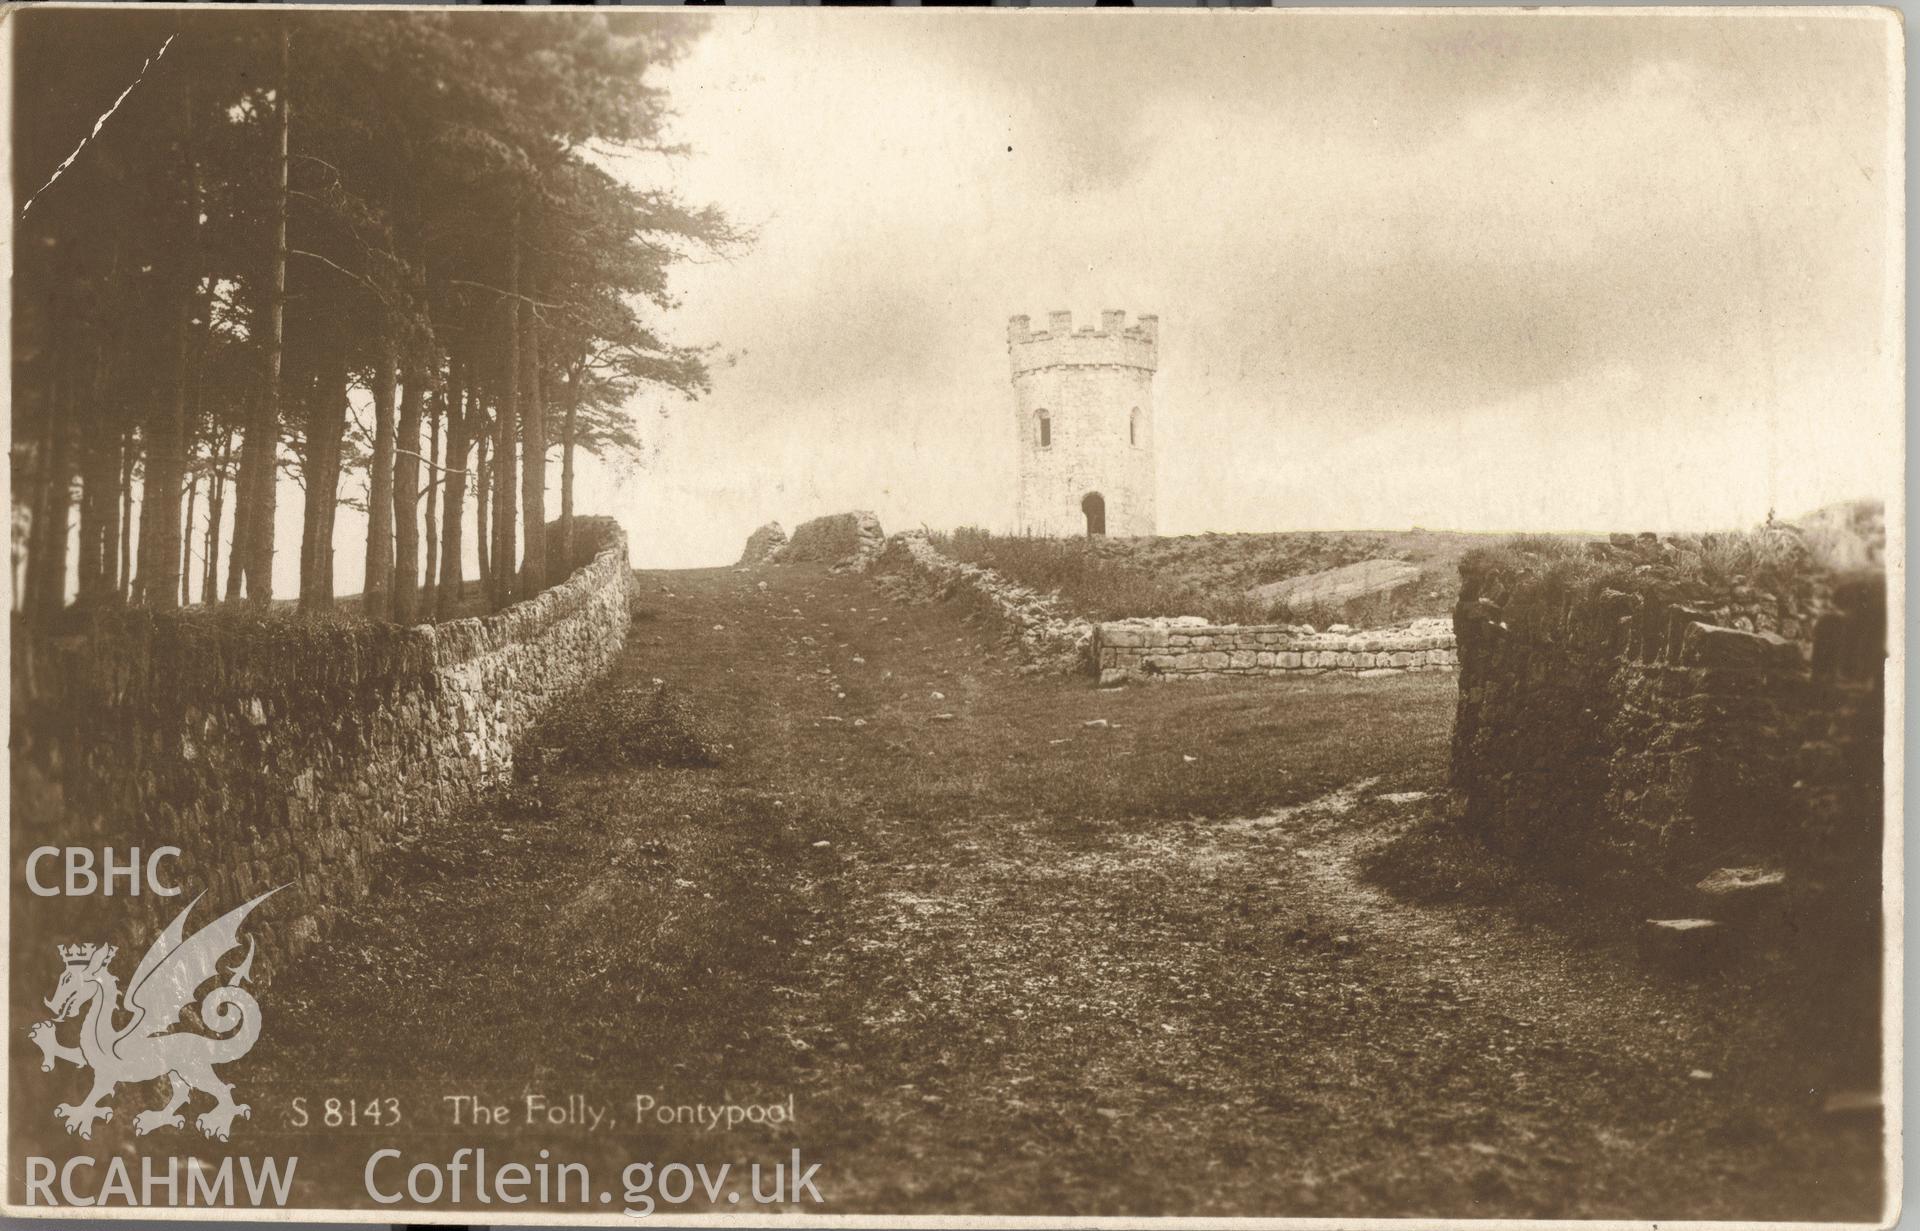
top-left (238, 560), bottom-right (1880, 1218)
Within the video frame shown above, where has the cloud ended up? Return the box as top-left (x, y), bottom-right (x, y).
top-left (577, 10), bottom-right (1898, 567)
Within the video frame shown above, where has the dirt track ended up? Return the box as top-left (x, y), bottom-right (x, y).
top-left (249, 560), bottom-right (1884, 1218)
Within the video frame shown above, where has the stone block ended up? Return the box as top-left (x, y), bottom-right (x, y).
top-left (1681, 621), bottom-right (1791, 669)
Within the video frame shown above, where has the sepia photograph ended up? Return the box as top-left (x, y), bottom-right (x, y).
top-left (4, 4), bottom-right (1902, 1223)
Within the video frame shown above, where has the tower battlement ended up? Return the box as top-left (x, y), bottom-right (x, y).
top-left (1008, 309), bottom-right (1158, 376)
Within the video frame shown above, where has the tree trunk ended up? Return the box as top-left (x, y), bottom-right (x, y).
top-left (237, 26), bottom-right (290, 607)
top-left (76, 352), bottom-right (116, 605)
top-left (224, 433), bottom-right (250, 601)
top-left (363, 342), bottom-right (397, 620)
top-left (27, 351), bottom-right (73, 621)
top-left (201, 429), bottom-right (228, 604)
top-left (36, 411), bottom-right (73, 620)
top-left (180, 468), bottom-right (199, 606)
top-left (88, 426), bottom-right (124, 604)
top-left (139, 78), bottom-right (199, 610)
top-left (178, 169), bottom-right (218, 609)
top-left (76, 419), bottom-right (101, 605)
top-left (117, 428), bottom-right (133, 599)
top-left (491, 212), bottom-right (521, 610)
top-left (137, 304), bottom-right (188, 609)
top-left (519, 303), bottom-right (546, 595)
top-left (422, 383), bottom-right (441, 616)
top-left (103, 428), bottom-right (125, 603)
top-left (298, 343), bottom-right (348, 612)
top-left (436, 360), bottom-right (468, 619)
top-left (475, 416), bottom-right (491, 593)
top-left (393, 369), bottom-right (423, 623)
top-left (20, 350), bottom-right (55, 615)
top-left (560, 365), bottom-right (578, 568)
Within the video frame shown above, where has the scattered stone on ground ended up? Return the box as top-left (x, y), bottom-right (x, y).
top-left (258, 557), bottom-right (1884, 1221)
top-left (1639, 918), bottom-right (1727, 968)
top-left (1697, 867), bottom-right (1788, 896)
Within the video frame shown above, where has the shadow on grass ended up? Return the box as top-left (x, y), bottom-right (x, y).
top-left (1358, 813), bottom-right (1884, 1091)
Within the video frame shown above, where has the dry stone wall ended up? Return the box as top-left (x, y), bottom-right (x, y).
top-left (1095, 617), bottom-right (1456, 685)
top-left (9, 517), bottom-right (633, 972)
top-left (1450, 532), bottom-right (1884, 914)
top-left (870, 532), bottom-right (1094, 673)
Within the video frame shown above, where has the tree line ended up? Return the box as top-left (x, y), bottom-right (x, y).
top-left (14, 9), bottom-right (735, 624)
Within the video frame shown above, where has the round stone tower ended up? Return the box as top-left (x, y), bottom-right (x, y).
top-left (1007, 309), bottom-right (1159, 538)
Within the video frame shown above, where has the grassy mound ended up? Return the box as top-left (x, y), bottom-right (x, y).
top-left (519, 681), bottom-right (723, 777)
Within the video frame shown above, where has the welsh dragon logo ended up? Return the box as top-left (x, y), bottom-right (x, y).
top-left (29, 887), bottom-right (282, 1142)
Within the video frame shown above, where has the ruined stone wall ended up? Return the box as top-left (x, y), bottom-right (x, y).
top-left (1450, 535), bottom-right (1884, 905)
top-left (1095, 617), bottom-right (1456, 684)
top-left (9, 518), bottom-right (633, 970)
top-left (870, 532), bottom-right (1093, 673)
top-left (781, 511), bottom-right (886, 571)
top-left (738, 521), bottom-right (788, 565)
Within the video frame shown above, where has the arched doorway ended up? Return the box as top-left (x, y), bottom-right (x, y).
top-left (1082, 491), bottom-right (1106, 537)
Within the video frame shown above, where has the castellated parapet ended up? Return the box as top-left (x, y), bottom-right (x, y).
top-left (1008, 309), bottom-right (1159, 537)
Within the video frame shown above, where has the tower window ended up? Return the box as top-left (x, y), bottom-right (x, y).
top-left (1036, 409), bottom-right (1051, 449)
top-left (1129, 407), bottom-right (1140, 446)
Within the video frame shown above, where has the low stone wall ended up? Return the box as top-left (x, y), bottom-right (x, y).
top-left (871, 532), bottom-right (1093, 673)
top-left (1095, 617), bottom-right (1456, 685)
top-left (10, 517), bottom-right (633, 971)
top-left (1450, 530), bottom-right (1884, 905)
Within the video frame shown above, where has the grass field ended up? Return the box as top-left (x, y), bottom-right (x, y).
top-left (203, 558), bottom-right (1883, 1219)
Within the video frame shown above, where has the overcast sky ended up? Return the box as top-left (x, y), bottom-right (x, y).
top-left (279, 9), bottom-right (1900, 582)
top-left (567, 8), bottom-right (1896, 569)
